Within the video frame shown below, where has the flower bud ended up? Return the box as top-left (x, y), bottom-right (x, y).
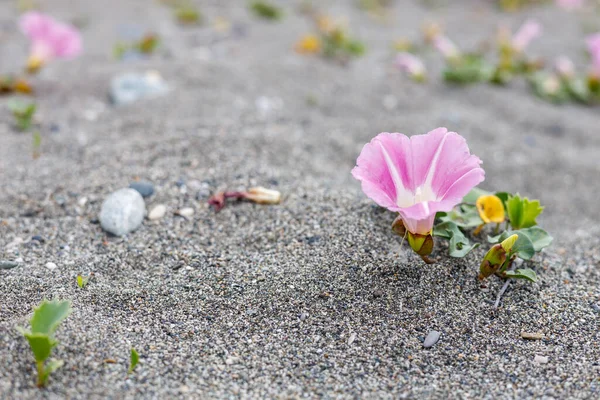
top-left (407, 231), bottom-right (434, 258)
top-left (478, 234), bottom-right (518, 280)
top-left (391, 216), bottom-right (406, 237)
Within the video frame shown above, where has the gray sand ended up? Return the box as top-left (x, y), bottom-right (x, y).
top-left (1, 1), bottom-right (599, 398)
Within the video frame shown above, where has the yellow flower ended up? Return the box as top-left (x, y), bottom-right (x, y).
top-left (295, 34), bottom-right (321, 54)
top-left (476, 195), bottom-right (505, 224)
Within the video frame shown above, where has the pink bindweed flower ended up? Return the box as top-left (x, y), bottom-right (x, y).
top-left (352, 128), bottom-right (484, 261)
top-left (586, 32), bottom-right (600, 76)
top-left (556, 0), bottom-right (585, 10)
top-left (395, 52), bottom-right (426, 82)
top-left (554, 56), bottom-right (575, 79)
top-left (433, 35), bottom-right (460, 61)
top-left (511, 19), bottom-right (542, 53)
top-left (19, 11), bottom-right (82, 73)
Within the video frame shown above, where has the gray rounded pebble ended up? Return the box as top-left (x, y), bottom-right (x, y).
top-left (423, 330), bottom-right (441, 348)
top-left (0, 260), bottom-right (19, 270)
top-left (99, 188), bottom-right (146, 236)
top-left (129, 181), bottom-right (155, 198)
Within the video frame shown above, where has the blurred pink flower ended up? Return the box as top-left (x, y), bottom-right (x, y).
top-left (395, 52), bottom-right (426, 81)
top-left (554, 56), bottom-right (575, 79)
top-left (352, 128), bottom-right (484, 235)
top-left (20, 11), bottom-right (82, 72)
top-left (433, 36), bottom-right (460, 60)
top-left (586, 32), bottom-right (600, 75)
top-left (512, 19), bottom-right (542, 53)
top-left (556, 0), bottom-right (585, 10)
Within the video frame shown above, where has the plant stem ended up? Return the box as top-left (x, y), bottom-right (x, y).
top-left (494, 279), bottom-right (511, 309)
top-left (36, 360), bottom-right (45, 387)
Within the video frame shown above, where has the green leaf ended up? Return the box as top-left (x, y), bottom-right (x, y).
top-left (443, 54), bottom-right (494, 84)
top-left (504, 268), bottom-right (538, 283)
top-left (344, 39), bottom-right (366, 56)
top-left (506, 194), bottom-right (544, 230)
top-left (519, 227), bottom-right (553, 252)
top-left (249, 1), bottom-right (283, 20)
top-left (437, 204), bottom-right (482, 228)
top-left (129, 348), bottom-right (139, 374)
top-left (494, 192), bottom-right (511, 211)
top-left (462, 187), bottom-right (491, 204)
top-left (30, 299), bottom-right (72, 336)
top-left (433, 221), bottom-right (479, 257)
top-left (23, 333), bottom-right (56, 362)
top-left (77, 275), bottom-right (90, 289)
top-left (43, 359), bottom-right (64, 380)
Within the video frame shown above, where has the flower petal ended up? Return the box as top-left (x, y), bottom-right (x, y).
top-left (352, 132), bottom-right (415, 211)
top-left (399, 199), bottom-right (457, 235)
top-left (20, 12), bottom-right (82, 60)
top-left (410, 128), bottom-right (485, 202)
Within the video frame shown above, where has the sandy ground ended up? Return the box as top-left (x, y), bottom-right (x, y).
top-left (0, 0), bottom-right (599, 398)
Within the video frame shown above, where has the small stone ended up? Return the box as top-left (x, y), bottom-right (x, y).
top-left (534, 355), bottom-right (549, 364)
top-left (148, 205), bottom-right (167, 220)
top-left (521, 332), bottom-right (545, 340)
top-left (110, 71), bottom-right (169, 106)
top-left (423, 330), bottom-right (441, 348)
top-left (6, 237), bottom-right (23, 250)
top-left (347, 333), bottom-right (357, 345)
top-left (225, 357), bottom-right (238, 365)
top-left (99, 188), bottom-right (146, 236)
top-left (31, 235), bottom-right (44, 242)
top-left (78, 196), bottom-right (88, 207)
top-left (246, 308), bottom-right (257, 316)
top-left (129, 181), bottom-right (155, 198)
top-left (0, 260), bottom-right (19, 270)
top-left (45, 262), bottom-right (57, 270)
top-left (299, 313), bottom-right (308, 320)
top-left (176, 207), bottom-right (194, 218)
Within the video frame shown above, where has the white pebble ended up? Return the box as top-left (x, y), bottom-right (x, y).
top-left (148, 204), bottom-right (167, 220)
top-left (534, 355), bottom-right (549, 364)
top-left (177, 207), bottom-right (194, 218)
top-left (45, 262), bottom-right (57, 270)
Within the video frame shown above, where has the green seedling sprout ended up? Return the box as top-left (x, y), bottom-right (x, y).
top-left (128, 348), bottom-right (139, 374)
top-left (76, 275), bottom-right (90, 289)
top-left (17, 299), bottom-right (72, 387)
top-left (8, 99), bottom-right (36, 131)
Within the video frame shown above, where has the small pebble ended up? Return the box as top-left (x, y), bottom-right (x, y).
top-left (347, 333), bottom-right (357, 345)
top-left (0, 260), bottom-right (19, 270)
top-left (99, 188), bottom-right (146, 236)
top-left (148, 205), bottom-right (167, 220)
top-left (45, 262), bottom-right (57, 270)
top-left (129, 181), bottom-right (155, 198)
top-left (521, 332), bottom-right (545, 340)
top-left (110, 71), bottom-right (169, 106)
top-left (423, 330), bottom-right (441, 348)
top-left (534, 355), bottom-right (549, 364)
top-left (176, 207), bottom-right (194, 218)
top-left (78, 197), bottom-right (88, 207)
